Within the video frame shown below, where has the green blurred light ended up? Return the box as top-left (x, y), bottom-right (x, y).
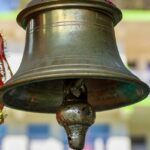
top-left (122, 10), bottom-right (150, 22)
top-left (121, 106), bottom-right (134, 115)
top-left (0, 11), bottom-right (18, 21)
top-left (135, 96), bottom-right (150, 107)
top-left (121, 96), bottom-right (150, 114)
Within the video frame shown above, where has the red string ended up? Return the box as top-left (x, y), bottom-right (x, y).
top-left (0, 78), bottom-right (4, 110)
top-left (0, 34), bottom-right (5, 110)
top-left (0, 34), bottom-right (7, 61)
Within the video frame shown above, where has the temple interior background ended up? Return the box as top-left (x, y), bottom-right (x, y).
top-left (0, 0), bottom-right (150, 150)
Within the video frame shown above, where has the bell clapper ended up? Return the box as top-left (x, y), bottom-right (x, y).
top-left (56, 79), bottom-right (96, 150)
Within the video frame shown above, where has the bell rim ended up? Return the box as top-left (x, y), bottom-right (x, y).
top-left (1, 67), bottom-right (149, 95)
top-left (17, 0), bottom-right (122, 29)
top-left (0, 69), bottom-right (149, 113)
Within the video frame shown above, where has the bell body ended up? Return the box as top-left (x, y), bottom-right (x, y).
top-left (0, 0), bottom-right (149, 113)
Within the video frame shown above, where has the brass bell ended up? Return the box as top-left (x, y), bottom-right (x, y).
top-left (0, 0), bottom-right (149, 149)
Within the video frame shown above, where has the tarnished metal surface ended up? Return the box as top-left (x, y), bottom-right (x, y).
top-left (17, 0), bottom-right (122, 27)
top-left (0, 0), bottom-right (149, 149)
top-left (0, 4), bottom-right (149, 112)
top-left (56, 79), bottom-right (95, 149)
top-left (2, 79), bottom-right (149, 113)
top-left (57, 103), bottom-right (95, 149)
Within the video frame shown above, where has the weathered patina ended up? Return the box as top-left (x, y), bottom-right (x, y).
top-left (0, 0), bottom-right (149, 149)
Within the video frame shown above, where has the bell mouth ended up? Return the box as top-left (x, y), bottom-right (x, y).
top-left (0, 76), bottom-right (149, 113)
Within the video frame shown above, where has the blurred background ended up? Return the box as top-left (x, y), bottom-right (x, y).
top-left (0, 0), bottom-right (150, 150)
